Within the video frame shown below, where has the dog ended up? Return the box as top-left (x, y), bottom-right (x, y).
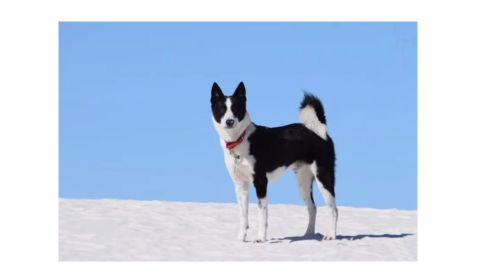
top-left (211, 82), bottom-right (338, 242)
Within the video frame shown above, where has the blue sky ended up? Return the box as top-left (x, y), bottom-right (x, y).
top-left (59, 22), bottom-right (417, 209)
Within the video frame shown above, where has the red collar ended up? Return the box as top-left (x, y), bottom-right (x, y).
top-left (225, 130), bottom-right (247, 150)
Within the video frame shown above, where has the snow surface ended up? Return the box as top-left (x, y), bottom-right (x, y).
top-left (59, 199), bottom-right (416, 261)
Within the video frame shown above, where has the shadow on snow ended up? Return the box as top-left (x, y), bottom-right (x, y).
top-left (269, 233), bottom-right (414, 244)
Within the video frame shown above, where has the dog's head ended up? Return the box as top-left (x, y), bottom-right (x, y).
top-left (211, 81), bottom-right (247, 129)
top-left (211, 82), bottom-right (250, 141)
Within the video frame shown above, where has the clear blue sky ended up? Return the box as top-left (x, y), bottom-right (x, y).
top-left (59, 22), bottom-right (417, 209)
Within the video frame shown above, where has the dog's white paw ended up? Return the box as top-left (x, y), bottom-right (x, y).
top-left (238, 224), bottom-right (249, 241)
top-left (238, 231), bottom-right (247, 241)
top-left (254, 238), bottom-right (267, 243)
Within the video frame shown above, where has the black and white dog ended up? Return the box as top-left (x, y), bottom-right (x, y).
top-left (211, 82), bottom-right (338, 242)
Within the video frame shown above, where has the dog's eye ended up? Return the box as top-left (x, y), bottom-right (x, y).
top-left (231, 103), bottom-right (241, 112)
top-left (220, 104), bottom-right (226, 113)
top-left (212, 102), bottom-right (227, 123)
top-left (231, 103), bottom-right (243, 114)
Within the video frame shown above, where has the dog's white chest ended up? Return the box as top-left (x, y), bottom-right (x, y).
top-left (224, 147), bottom-right (255, 184)
top-left (230, 154), bottom-right (255, 183)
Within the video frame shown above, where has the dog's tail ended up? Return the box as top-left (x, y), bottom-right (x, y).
top-left (299, 92), bottom-right (328, 141)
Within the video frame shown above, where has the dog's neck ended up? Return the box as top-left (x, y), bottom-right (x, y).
top-left (213, 113), bottom-right (253, 143)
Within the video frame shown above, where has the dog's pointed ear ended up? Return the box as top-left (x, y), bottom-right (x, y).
top-left (211, 82), bottom-right (224, 101)
top-left (233, 81), bottom-right (246, 98)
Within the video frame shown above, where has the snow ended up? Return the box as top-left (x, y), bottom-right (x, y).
top-left (59, 199), bottom-right (417, 261)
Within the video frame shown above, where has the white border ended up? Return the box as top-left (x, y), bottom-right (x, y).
top-left (1, 0), bottom-right (480, 279)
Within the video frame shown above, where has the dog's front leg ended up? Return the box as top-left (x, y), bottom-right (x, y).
top-left (225, 155), bottom-right (250, 241)
top-left (234, 181), bottom-right (249, 241)
top-left (253, 174), bottom-right (268, 243)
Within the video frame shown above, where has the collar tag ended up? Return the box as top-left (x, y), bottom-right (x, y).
top-left (229, 149), bottom-right (241, 160)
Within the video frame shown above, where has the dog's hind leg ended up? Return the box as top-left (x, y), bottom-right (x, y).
top-left (311, 163), bottom-right (338, 241)
top-left (294, 165), bottom-right (316, 236)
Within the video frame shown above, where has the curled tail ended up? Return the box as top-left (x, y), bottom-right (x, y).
top-left (299, 92), bottom-right (328, 141)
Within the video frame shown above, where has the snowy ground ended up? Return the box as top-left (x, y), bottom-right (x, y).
top-left (59, 199), bottom-right (416, 261)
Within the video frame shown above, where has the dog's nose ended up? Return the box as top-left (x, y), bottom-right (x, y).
top-left (226, 119), bottom-right (235, 128)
